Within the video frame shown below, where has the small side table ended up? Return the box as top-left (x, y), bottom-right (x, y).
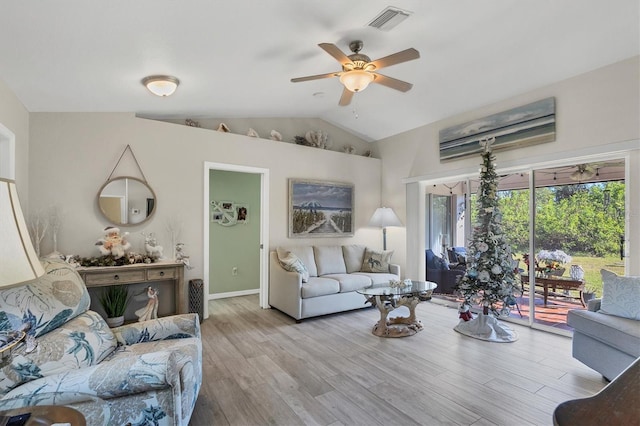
top-left (0, 392), bottom-right (110, 426)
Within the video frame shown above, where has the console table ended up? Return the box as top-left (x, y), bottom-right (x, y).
top-left (78, 262), bottom-right (187, 315)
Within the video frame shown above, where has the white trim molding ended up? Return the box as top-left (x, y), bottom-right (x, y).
top-left (0, 123), bottom-right (16, 180)
top-left (402, 139), bottom-right (640, 185)
top-left (209, 288), bottom-right (260, 300)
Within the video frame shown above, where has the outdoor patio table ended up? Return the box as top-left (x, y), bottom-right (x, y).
top-left (520, 274), bottom-right (586, 307)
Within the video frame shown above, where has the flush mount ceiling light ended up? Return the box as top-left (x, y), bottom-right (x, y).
top-left (142, 75), bottom-right (180, 97)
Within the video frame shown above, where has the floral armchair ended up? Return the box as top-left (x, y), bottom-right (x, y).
top-left (0, 259), bottom-right (202, 426)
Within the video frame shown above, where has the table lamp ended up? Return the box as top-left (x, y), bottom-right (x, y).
top-left (0, 178), bottom-right (45, 289)
top-left (369, 207), bottom-right (402, 250)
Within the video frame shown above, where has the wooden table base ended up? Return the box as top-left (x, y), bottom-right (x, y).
top-left (368, 295), bottom-right (424, 338)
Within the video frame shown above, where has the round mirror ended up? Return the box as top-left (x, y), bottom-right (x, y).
top-left (97, 176), bottom-right (156, 226)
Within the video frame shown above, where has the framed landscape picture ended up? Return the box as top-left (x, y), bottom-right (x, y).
top-left (288, 179), bottom-right (354, 238)
top-left (439, 97), bottom-right (556, 161)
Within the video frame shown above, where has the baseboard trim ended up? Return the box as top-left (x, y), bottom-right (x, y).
top-left (209, 289), bottom-right (260, 300)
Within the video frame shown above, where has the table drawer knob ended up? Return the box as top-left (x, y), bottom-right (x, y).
top-left (114, 275), bottom-right (119, 280)
top-left (159, 271), bottom-right (165, 277)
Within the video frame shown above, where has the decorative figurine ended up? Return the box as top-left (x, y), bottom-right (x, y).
top-left (142, 232), bottom-right (163, 258)
top-left (270, 130), bottom-right (283, 141)
top-left (175, 243), bottom-right (193, 270)
top-left (135, 286), bottom-right (159, 322)
top-left (458, 303), bottom-right (473, 322)
top-left (96, 226), bottom-right (131, 259)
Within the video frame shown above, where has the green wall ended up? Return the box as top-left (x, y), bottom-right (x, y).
top-left (209, 170), bottom-right (261, 294)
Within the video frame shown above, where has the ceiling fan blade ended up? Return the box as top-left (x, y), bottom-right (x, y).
top-left (370, 48), bottom-right (420, 70)
top-left (373, 74), bottom-right (413, 92)
top-left (339, 87), bottom-right (354, 106)
top-left (319, 43), bottom-right (353, 66)
top-left (291, 72), bottom-right (340, 83)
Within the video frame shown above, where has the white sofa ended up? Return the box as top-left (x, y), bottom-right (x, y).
top-left (568, 298), bottom-right (640, 381)
top-left (269, 245), bottom-right (400, 320)
top-left (567, 270), bottom-right (640, 381)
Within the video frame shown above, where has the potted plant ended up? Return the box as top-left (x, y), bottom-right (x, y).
top-left (536, 249), bottom-right (572, 277)
top-left (99, 285), bottom-right (130, 327)
top-left (582, 286), bottom-right (597, 304)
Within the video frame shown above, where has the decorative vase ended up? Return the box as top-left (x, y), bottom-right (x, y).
top-left (106, 316), bottom-right (124, 328)
top-left (570, 264), bottom-right (585, 281)
top-left (549, 267), bottom-right (565, 277)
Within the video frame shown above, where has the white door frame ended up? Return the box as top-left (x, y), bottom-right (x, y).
top-left (0, 123), bottom-right (16, 180)
top-left (203, 162), bottom-right (270, 317)
top-left (404, 140), bottom-right (638, 281)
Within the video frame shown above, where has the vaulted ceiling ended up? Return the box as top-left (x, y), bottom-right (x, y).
top-left (0, 1), bottom-right (637, 142)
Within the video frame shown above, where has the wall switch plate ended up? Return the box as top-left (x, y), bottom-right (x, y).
top-left (232, 267), bottom-right (238, 276)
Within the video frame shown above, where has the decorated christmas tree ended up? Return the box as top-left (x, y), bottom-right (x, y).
top-left (454, 137), bottom-right (519, 342)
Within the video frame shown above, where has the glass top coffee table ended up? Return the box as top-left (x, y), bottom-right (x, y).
top-left (357, 280), bottom-right (437, 338)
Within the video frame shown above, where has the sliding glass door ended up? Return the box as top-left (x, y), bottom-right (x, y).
top-left (429, 194), bottom-right (453, 258)
top-left (530, 161), bottom-right (626, 330)
top-left (425, 158), bottom-right (626, 334)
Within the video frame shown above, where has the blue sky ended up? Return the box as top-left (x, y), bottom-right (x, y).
top-left (292, 182), bottom-right (352, 209)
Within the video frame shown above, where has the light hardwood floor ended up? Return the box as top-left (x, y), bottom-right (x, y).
top-left (189, 295), bottom-right (606, 426)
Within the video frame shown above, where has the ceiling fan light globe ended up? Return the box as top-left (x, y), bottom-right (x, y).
top-left (339, 70), bottom-right (374, 92)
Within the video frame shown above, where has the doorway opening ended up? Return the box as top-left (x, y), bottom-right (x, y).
top-left (203, 162), bottom-right (270, 319)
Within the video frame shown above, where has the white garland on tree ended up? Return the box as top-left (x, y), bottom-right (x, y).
top-left (454, 137), bottom-right (519, 342)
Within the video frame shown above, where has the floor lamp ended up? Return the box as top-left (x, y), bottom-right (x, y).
top-left (369, 207), bottom-right (402, 251)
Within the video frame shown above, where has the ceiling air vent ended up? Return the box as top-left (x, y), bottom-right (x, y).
top-left (367, 6), bottom-right (412, 31)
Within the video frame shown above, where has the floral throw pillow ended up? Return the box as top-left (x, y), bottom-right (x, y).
top-left (361, 249), bottom-right (393, 273)
top-left (599, 269), bottom-right (640, 320)
top-left (276, 248), bottom-right (310, 282)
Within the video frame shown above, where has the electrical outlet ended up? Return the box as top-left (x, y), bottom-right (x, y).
top-left (232, 267), bottom-right (238, 276)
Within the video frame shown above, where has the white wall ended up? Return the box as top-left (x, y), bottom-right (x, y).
top-left (0, 79), bottom-right (30, 205)
top-left (27, 113), bottom-right (383, 285)
top-left (8, 56), bottom-right (640, 282)
top-left (375, 56), bottom-right (640, 276)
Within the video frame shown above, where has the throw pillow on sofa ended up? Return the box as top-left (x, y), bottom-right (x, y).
top-left (361, 249), bottom-right (393, 273)
top-left (276, 248), bottom-right (310, 282)
top-left (599, 269), bottom-right (640, 320)
top-left (342, 245), bottom-right (367, 273)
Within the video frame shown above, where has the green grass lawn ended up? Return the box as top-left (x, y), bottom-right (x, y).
top-left (568, 255), bottom-right (625, 297)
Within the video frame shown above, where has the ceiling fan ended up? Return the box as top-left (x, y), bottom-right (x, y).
top-left (291, 40), bottom-right (420, 106)
top-left (570, 164), bottom-right (596, 181)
